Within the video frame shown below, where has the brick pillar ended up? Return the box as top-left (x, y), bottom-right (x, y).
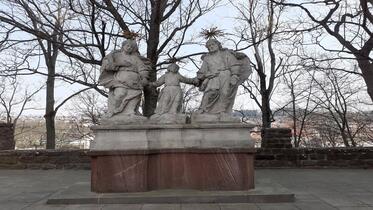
top-left (0, 123), bottom-right (15, 150)
top-left (261, 128), bottom-right (292, 148)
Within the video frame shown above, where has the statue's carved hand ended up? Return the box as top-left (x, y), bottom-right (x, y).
top-left (230, 75), bottom-right (240, 86)
top-left (192, 78), bottom-right (200, 86)
top-left (206, 72), bottom-right (218, 79)
top-left (140, 78), bottom-right (149, 86)
top-left (199, 79), bottom-right (209, 91)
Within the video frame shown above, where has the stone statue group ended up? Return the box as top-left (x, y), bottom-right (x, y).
top-left (98, 38), bottom-right (252, 124)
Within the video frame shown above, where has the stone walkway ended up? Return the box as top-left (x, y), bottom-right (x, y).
top-left (0, 169), bottom-right (372, 210)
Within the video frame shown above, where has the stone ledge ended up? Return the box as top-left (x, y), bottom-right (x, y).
top-left (47, 180), bottom-right (294, 204)
top-left (89, 148), bottom-right (256, 156)
top-left (91, 123), bottom-right (255, 150)
top-left (92, 123), bottom-right (255, 130)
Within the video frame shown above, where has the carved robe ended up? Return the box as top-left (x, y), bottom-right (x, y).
top-left (197, 49), bottom-right (252, 114)
top-left (98, 51), bottom-right (149, 116)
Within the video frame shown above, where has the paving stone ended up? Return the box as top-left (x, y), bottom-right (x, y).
top-left (23, 204), bottom-right (65, 210)
top-left (293, 201), bottom-right (337, 210)
top-left (349, 194), bottom-right (373, 205)
top-left (0, 203), bottom-right (29, 210)
top-left (293, 194), bottom-right (320, 202)
top-left (314, 193), bottom-right (368, 207)
top-left (141, 204), bottom-right (181, 210)
top-left (219, 203), bottom-right (259, 210)
top-left (181, 203), bottom-right (220, 210)
top-left (62, 204), bottom-right (103, 210)
top-left (4, 191), bottom-right (54, 203)
top-left (255, 203), bottom-right (300, 210)
top-left (1, 169), bottom-right (373, 210)
top-left (102, 204), bottom-right (142, 210)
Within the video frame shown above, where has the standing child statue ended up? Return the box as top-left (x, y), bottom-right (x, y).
top-left (150, 63), bottom-right (198, 123)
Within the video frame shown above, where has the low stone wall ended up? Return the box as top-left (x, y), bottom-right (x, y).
top-left (0, 147), bottom-right (372, 169)
top-left (256, 147), bottom-right (373, 168)
top-left (261, 128), bottom-right (292, 148)
top-left (0, 123), bottom-right (15, 150)
top-left (0, 150), bottom-right (90, 169)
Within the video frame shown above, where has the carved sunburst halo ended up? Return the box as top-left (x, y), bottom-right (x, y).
top-left (122, 30), bottom-right (140, 40)
top-left (200, 27), bottom-right (225, 40)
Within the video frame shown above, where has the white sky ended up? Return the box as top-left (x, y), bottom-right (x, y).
top-left (1, 0), bottom-right (371, 119)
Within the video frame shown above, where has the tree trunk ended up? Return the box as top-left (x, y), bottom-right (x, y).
top-left (45, 61), bottom-right (56, 149)
top-left (290, 84), bottom-right (299, 147)
top-left (143, 69), bottom-right (158, 117)
top-left (261, 92), bottom-right (272, 128)
top-left (143, 0), bottom-right (164, 117)
top-left (357, 58), bottom-right (373, 102)
top-left (341, 131), bottom-right (350, 147)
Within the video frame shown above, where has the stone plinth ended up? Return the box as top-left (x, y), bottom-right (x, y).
top-left (90, 149), bottom-right (255, 193)
top-left (0, 123), bottom-right (15, 150)
top-left (90, 123), bottom-right (255, 150)
top-left (90, 123), bottom-right (255, 193)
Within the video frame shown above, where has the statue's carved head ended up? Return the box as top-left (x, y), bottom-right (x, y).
top-left (205, 38), bottom-right (222, 53)
top-left (167, 63), bottom-right (180, 73)
top-left (121, 39), bottom-right (138, 54)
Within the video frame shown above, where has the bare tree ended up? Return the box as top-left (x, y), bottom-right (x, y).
top-left (272, 0), bottom-right (373, 102)
top-left (281, 69), bottom-right (319, 147)
top-left (310, 65), bottom-right (368, 147)
top-left (0, 75), bottom-right (43, 150)
top-left (232, 0), bottom-right (293, 128)
top-left (0, 0), bottom-right (220, 149)
top-left (0, 76), bottom-right (43, 126)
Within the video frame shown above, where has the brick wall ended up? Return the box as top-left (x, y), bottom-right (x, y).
top-left (0, 123), bottom-right (15, 150)
top-left (0, 148), bottom-right (372, 169)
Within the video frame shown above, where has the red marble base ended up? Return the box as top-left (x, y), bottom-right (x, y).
top-left (90, 149), bottom-right (255, 193)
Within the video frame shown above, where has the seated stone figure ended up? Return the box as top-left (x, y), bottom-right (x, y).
top-left (150, 63), bottom-right (197, 123)
top-left (98, 39), bottom-right (150, 124)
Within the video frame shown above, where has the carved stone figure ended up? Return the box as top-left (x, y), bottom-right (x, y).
top-left (98, 39), bottom-right (150, 123)
top-left (194, 38), bottom-right (252, 122)
top-left (150, 63), bottom-right (197, 123)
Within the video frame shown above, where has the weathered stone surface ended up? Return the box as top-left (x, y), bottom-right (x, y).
top-left (90, 123), bottom-right (255, 151)
top-left (99, 39), bottom-right (150, 122)
top-left (195, 39), bottom-right (252, 118)
top-left (47, 178), bottom-right (294, 204)
top-left (90, 149), bottom-right (255, 193)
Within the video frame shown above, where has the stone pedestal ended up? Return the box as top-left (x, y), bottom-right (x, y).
top-left (90, 123), bottom-right (255, 193)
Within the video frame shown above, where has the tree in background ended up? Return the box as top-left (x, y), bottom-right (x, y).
top-left (273, 0), bottom-right (373, 102)
top-left (231, 0), bottom-right (299, 128)
top-left (0, 0), bottom-right (220, 148)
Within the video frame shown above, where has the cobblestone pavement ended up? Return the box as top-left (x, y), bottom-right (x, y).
top-left (0, 169), bottom-right (372, 210)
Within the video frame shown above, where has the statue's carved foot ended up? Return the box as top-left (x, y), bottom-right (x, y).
top-left (191, 112), bottom-right (240, 123)
top-left (101, 113), bottom-right (148, 125)
top-left (149, 113), bottom-right (187, 124)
